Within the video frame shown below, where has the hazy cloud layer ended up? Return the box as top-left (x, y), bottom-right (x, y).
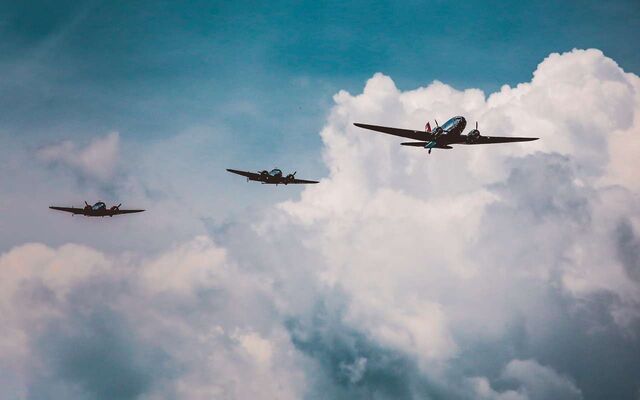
top-left (38, 132), bottom-right (121, 182)
top-left (1, 49), bottom-right (639, 399)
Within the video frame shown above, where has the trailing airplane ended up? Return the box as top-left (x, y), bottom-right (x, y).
top-left (354, 116), bottom-right (538, 154)
top-left (49, 201), bottom-right (145, 217)
top-left (227, 168), bottom-right (319, 185)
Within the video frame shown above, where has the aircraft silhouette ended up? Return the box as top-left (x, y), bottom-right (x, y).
top-left (354, 116), bottom-right (538, 154)
top-left (227, 168), bottom-right (319, 185)
top-left (50, 201), bottom-right (145, 217)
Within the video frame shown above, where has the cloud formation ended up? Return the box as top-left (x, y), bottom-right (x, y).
top-left (470, 359), bottom-right (582, 400)
top-left (1, 49), bottom-right (639, 399)
top-left (38, 132), bottom-right (121, 182)
top-left (0, 238), bottom-right (305, 399)
top-left (276, 48), bottom-right (640, 398)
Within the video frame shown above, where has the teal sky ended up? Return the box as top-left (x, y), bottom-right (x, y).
top-left (2, 0), bottom-right (638, 226)
top-left (1, 0), bottom-right (639, 228)
top-left (2, 0), bottom-right (639, 148)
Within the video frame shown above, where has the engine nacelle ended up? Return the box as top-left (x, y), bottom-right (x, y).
top-left (466, 129), bottom-right (481, 144)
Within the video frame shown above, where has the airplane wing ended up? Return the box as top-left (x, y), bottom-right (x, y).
top-left (354, 123), bottom-right (436, 141)
top-left (112, 209), bottom-right (145, 215)
top-left (49, 206), bottom-right (85, 214)
top-left (227, 168), bottom-right (264, 181)
top-left (288, 178), bottom-right (319, 184)
top-left (460, 136), bottom-right (539, 145)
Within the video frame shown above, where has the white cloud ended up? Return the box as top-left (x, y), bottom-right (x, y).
top-left (469, 359), bottom-right (582, 400)
top-left (38, 131), bottom-right (120, 181)
top-left (0, 237), bottom-right (306, 400)
top-left (271, 48), bottom-right (640, 378)
top-left (502, 359), bottom-right (583, 400)
top-left (469, 376), bottom-right (527, 400)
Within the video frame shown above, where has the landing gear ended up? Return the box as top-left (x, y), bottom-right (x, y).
top-left (428, 148), bottom-right (432, 154)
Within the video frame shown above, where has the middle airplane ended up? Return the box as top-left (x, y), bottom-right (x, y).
top-left (227, 168), bottom-right (319, 185)
top-left (354, 116), bottom-right (538, 154)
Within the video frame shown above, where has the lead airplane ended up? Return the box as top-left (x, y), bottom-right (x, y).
top-left (50, 201), bottom-right (145, 217)
top-left (354, 116), bottom-right (538, 154)
top-left (227, 168), bottom-right (319, 185)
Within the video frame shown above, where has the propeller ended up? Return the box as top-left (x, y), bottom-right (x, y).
top-left (432, 119), bottom-right (444, 136)
top-left (85, 201), bottom-right (89, 206)
top-left (466, 121), bottom-right (481, 144)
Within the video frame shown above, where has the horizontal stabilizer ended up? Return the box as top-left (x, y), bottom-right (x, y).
top-left (401, 142), bottom-right (452, 149)
top-left (401, 141), bottom-right (428, 147)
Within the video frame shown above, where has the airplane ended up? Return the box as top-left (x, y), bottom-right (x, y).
top-left (354, 116), bottom-right (538, 154)
top-left (226, 168), bottom-right (319, 185)
top-left (49, 201), bottom-right (145, 217)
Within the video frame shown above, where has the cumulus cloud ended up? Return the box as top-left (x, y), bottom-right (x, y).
top-left (0, 238), bottom-right (306, 400)
top-left (2, 49), bottom-right (640, 399)
top-left (501, 359), bottom-right (582, 400)
top-left (273, 48), bottom-right (640, 397)
top-left (470, 359), bottom-right (582, 400)
top-left (38, 131), bottom-right (120, 182)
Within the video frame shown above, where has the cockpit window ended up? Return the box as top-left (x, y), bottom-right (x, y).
top-left (269, 169), bottom-right (282, 176)
top-left (441, 117), bottom-right (461, 131)
top-left (92, 202), bottom-right (106, 210)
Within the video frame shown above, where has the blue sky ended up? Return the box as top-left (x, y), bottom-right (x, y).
top-left (1, 0), bottom-right (638, 212)
top-left (2, 0), bottom-right (639, 145)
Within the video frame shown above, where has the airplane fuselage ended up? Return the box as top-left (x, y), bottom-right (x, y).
top-left (417, 116), bottom-right (469, 153)
top-left (258, 169), bottom-right (295, 185)
top-left (69, 206), bottom-right (119, 217)
top-left (430, 116), bottom-right (467, 144)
